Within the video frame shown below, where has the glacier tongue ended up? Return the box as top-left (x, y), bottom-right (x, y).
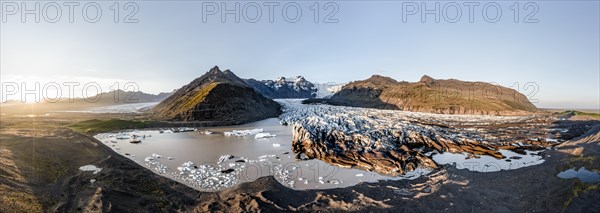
top-left (276, 99), bottom-right (555, 175)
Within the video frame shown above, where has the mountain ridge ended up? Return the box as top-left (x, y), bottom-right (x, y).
top-left (243, 76), bottom-right (317, 99)
top-left (152, 66), bottom-right (281, 123)
top-left (312, 74), bottom-right (539, 115)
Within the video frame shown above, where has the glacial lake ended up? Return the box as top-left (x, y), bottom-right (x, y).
top-left (95, 118), bottom-right (430, 191)
top-left (94, 115), bottom-right (548, 192)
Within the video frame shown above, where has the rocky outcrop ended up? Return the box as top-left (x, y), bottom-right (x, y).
top-left (323, 75), bottom-right (539, 116)
top-left (244, 76), bottom-right (317, 99)
top-left (153, 66), bottom-right (281, 123)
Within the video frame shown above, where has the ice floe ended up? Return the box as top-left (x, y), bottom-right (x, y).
top-left (224, 129), bottom-right (264, 137)
top-left (218, 155), bottom-right (234, 163)
top-left (255, 132), bottom-right (276, 139)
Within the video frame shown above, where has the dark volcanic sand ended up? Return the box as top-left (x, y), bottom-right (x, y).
top-left (1, 113), bottom-right (599, 212)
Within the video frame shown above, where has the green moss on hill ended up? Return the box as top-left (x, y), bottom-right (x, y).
top-left (181, 82), bottom-right (219, 111)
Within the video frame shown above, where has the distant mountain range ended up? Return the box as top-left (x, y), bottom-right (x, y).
top-left (243, 76), bottom-right (317, 99)
top-left (85, 90), bottom-right (173, 105)
top-left (152, 66), bottom-right (281, 123)
top-left (308, 74), bottom-right (539, 115)
top-left (0, 89), bottom-right (173, 114)
top-left (1, 90), bottom-right (172, 105)
top-left (1, 69), bottom-right (542, 117)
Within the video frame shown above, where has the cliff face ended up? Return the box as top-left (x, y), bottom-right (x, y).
top-left (327, 75), bottom-right (538, 115)
top-left (152, 66), bottom-right (281, 123)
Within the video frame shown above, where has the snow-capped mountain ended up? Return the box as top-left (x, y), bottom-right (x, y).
top-left (244, 76), bottom-right (318, 99)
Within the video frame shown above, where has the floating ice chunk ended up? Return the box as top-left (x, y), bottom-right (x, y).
top-left (177, 127), bottom-right (197, 132)
top-left (258, 154), bottom-right (276, 159)
top-left (255, 133), bottom-right (276, 139)
top-left (145, 157), bottom-right (154, 162)
top-left (218, 155), bottom-right (233, 163)
top-left (152, 153), bottom-right (162, 158)
top-left (224, 129), bottom-right (263, 137)
top-left (79, 165), bottom-right (102, 174)
top-left (168, 157), bottom-right (173, 160)
top-left (177, 161), bottom-right (196, 173)
top-left (318, 180), bottom-right (325, 184)
top-left (355, 173), bottom-right (364, 177)
top-left (272, 143), bottom-right (281, 147)
top-left (115, 134), bottom-right (130, 139)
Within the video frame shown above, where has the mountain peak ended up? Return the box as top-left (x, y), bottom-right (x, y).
top-left (207, 66), bottom-right (224, 76)
top-left (194, 66), bottom-right (248, 87)
top-left (364, 75), bottom-right (398, 85)
top-left (419, 75), bottom-right (435, 87)
top-left (330, 74), bottom-right (537, 115)
top-left (153, 66), bottom-right (280, 122)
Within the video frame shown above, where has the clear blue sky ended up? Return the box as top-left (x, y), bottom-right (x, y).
top-left (1, 1), bottom-right (598, 109)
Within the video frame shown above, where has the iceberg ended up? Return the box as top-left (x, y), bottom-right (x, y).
top-left (218, 155), bottom-right (234, 163)
top-left (255, 133), bottom-right (276, 139)
top-left (224, 129), bottom-right (264, 137)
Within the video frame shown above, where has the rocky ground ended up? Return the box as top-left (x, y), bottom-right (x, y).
top-left (1, 110), bottom-right (599, 212)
